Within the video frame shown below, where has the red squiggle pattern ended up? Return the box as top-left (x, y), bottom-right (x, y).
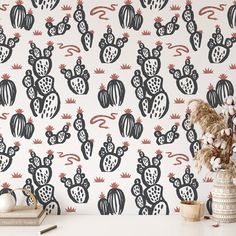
top-left (166, 43), bottom-right (189, 57)
top-left (166, 151), bottom-right (189, 165)
top-left (90, 113), bottom-right (118, 129)
top-left (57, 43), bottom-right (81, 57)
top-left (57, 152), bottom-right (80, 165)
top-left (0, 113), bottom-right (9, 120)
top-left (90, 4), bottom-right (118, 20)
top-left (0, 4), bottom-right (9, 11)
top-left (199, 4), bottom-right (227, 20)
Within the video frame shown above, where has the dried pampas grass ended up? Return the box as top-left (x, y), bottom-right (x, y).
top-left (188, 99), bottom-right (226, 138)
top-left (188, 99), bottom-right (235, 174)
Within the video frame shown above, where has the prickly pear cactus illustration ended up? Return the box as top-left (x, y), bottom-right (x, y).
top-left (61, 167), bottom-right (90, 203)
top-left (45, 124), bottom-right (71, 145)
top-left (154, 124), bottom-right (179, 145)
top-left (60, 58), bottom-right (90, 95)
top-left (23, 150), bottom-right (61, 214)
top-left (73, 2), bottom-right (93, 51)
top-left (73, 108), bottom-right (93, 160)
top-left (132, 42), bottom-right (169, 119)
top-left (207, 26), bottom-right (236, 63)
top-left (45, 16), bottom-right (71, 36)
top-left (154, 15), bottom-right (179, 36)
top-left (0, 135), bottom-right (20, 172)
top-left (99, 135), bottom-right (128, 172)
top-left (182, 2), bottom-right (202, 51)
top-left (169, 167), bottom-right (199, 201)
top-left (31, 0), bottom-right (60, 10)
top-left (131, 150), bottom-right (169, 215)
top-left (0, 27), bottom-right (20, 63)
top-left (140, 0), bottom-right (169, 10)
top-left (99, 26), bottom-right (128, 63)
top-left (22, 42), bottom-right (60, 119)
top-left (169, 57), bottom-right (199, 95)
top-left (182, 109), bottom-right (201, 157)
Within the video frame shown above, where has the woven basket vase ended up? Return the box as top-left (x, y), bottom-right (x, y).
top-left (212, 169), bottom-right (236, 223)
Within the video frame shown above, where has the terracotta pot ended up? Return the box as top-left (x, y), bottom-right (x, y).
top-left (212, 169), bottom-right (236, 223)
top-left (180, 201), bottom-right (204, 222)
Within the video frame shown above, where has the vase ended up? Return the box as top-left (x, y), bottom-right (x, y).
top-left (212, 169), bottom-right (236, 223)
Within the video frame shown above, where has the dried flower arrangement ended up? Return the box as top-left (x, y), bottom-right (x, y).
top-left (188, 97), bottom-right (236, 176)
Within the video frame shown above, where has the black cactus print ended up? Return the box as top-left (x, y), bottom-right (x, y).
top-left (98, 74), bottom-right (125, 108)
top-left (99, 26), bottom-right (128, 63)
top-left (10, 0), bottom-right (26, 29)
top-left (28, 42), bottom-right (53, 77)
top-left (99, 135), bottom-right (128, 172)
top-left (118, 109), bottom-right (144, 139)
top-left (137, 42), bottom-right (162, 78)
top-left (206, 84), bottom-right (219, 108)
top-left (73, 108), bottom-right (93, 160)
top-left (61, 167), bottom-right (90, 203)
top-left (119, 109), bottom-right (135, 137)
top-left (133, 9), bottom-right (143, 31)
top-left (169, 167), bottom-right (199, 201)
top-left (23, 9), bottom-right (35, 30)
top-left (154, 15), bottom-right (179, 36)
top-left (228, 1), bottom-right (236, 28)
top-left (131, 151), bottom-right (169, 215)
top-left (10, 109), bottom-right (26, 137)
top-left (23, 151), bottom-right (61, 214)
top-left (23, 43), bottom-right (61, 119)
top-left (97, 192), bottom-right (109, 215)
top-left (215, 74), bottom-right (234, 106)
top-left (23, 117), bottom-right (35, 139)
top-left (154, 124), bottom-right (179, 145)
top-left (31, 0), bottom-right (60, 10)
top-left (133, 118), bottom-right (143, 139)
top-left (0, 27), bottom-right (20, 64)
top-left (119, 0), bottom-right (135, 29)
top-left (98, 84), bottom-right (111, 108)
top-left (182, 2), bottom-right (202, 51)
top-left (0, 74), bottom-right (16, 106)
top-left (98, 183), bottom-right (125, 215)
top-left (169, 57), bottom-right (199, 95)
top-left (73, 3), bottom-right (93, 51)
top-left (0, 135), bottom-right (20, 172)
top-left (182, 111), bottom-right (201, 157)
top-left (45, 124), bottom-right (70, 145)
top-left (119, 1), bottom-right (143, 31)
top-left (107, 183), bottom-right (125, 215)
top-left (207, 26), bottom-right (236, 63)
top-left (60, 58), bottom-right (90, 95)
top-left (132, 43), bottom-right (169, 119)
top-left (140, 0), bottom-right (169, 10)
top-left (46, 16), bottom-right (70, 36)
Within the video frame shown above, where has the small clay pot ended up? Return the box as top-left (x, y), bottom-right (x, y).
top-left (180, 201), bottom-right (204, 222)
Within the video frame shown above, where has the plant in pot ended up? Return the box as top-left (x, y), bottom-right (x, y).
top-left (188, 97), bottom-right (236, 223)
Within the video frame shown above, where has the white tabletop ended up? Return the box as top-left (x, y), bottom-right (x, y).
top-left (0, 215), bottom-right (235, 236)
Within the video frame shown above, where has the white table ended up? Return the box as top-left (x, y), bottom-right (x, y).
top-left (0, 215), bottom-right (235, 236)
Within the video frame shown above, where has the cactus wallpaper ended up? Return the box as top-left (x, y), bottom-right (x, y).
top-left (0, 0), bottom-right (235, 215)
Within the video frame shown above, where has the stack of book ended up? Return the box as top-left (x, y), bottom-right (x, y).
top-left (0, 205), bottom-right (46, 226)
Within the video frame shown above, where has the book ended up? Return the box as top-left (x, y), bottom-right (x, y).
top-left (0, 206), bottom-right (46, 226)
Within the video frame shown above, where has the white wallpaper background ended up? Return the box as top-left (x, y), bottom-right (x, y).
top-left (0, 0), bottom-right (235, 215)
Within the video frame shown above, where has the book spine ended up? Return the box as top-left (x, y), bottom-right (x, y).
top-left (0, 219), bottom-right (40, 226)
